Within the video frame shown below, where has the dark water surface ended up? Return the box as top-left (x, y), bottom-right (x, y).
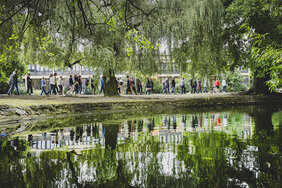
top-left (0, 106), bottom-right (281, 187)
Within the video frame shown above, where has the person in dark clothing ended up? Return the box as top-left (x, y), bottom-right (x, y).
top-left (189, 78), bottom-right (193, 94)
top-left (171, 77), bottom-right (176, 94)
top-left (74, 74), bottom-right (79, 95)
top-left (7, 70), bottom-right (19, 95)
top-left (67, 75), bottom-right (74, 95)
top-left (126, 76), bottom-right (131, 94)
top-left (91, 76), bottom-right (95, 95)
top-left (84, 77), bottom-right (90, 94)
top-left (180, 78), bottom-right (185, 94)
top-left (150, 78), bottom-right (154, 93)
top-left (145, 78), bottom-right (151, 95)
top-left (165, 77), bottom-right (170, 94)
top-left (193, 80), bottom-right (197, 94)
top-left (136, 78), bottom-right (142, 94)
top-left (26, 73), bottom-right (33, 95)
top-left (131, 77), bottom-right (137, 95)
top-left (78, 75), bottom-right (82, 94)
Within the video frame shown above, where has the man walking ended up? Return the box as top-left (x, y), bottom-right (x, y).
top-left (7, 70), bottom-right (19, 95)
top-left (26, 73), bottom-right (33, 95)
top-left (99, 76), bottom-right (104, 94)
top-left (180, 78), bottom-right (185, 94)
top-left (171, 77), bottom-right (176, 94)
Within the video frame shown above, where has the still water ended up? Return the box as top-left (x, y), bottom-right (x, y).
top-left (0, 106), bottom-right (281, 187)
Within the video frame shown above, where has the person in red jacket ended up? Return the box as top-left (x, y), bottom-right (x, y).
top-left (215, 79), bottom-right (220, 93)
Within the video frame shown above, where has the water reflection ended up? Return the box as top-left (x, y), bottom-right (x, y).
top-left (0, 107), bottom-right (281, 187)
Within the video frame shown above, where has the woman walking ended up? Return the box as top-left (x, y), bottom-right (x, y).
top-left (40, 77), bottom-right (48, 95)
top-left (58, 76), bottom-right (64, 95)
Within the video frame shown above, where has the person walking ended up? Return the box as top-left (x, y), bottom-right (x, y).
top-left (74, 74), bottom-right (79, 95)
top-left (136, 77), bottom-right (142, 94)
top-left (78, 75), bottom-right (82, 94)
top-left (84, 77), bottom-right (89, 95)
top-left (145, 78), bottom-right (151, 95)
top-left (197, 79), bottom-right (202, 93)
top-left (67, 75), bottom-right (74, 95)
top-left (58, 76), bottom-right (63, 95)
top-left (7, 70), bottom-right (19, 95)
top-left (203, 79), bottom-right (208, 93)
top-left (222, 79), bottom-right (227, 92)
top-left (131, 77), bottom-right (137, 95)
top-left (47, 74), bottom-right (53, 95)
top-left (26, 73), bottom-right (33, 95)
top-left (180, 77), bottom-right (185, 94)
top-left (53, 73), bottom-right (59, 95)
top-left (99, 76), bottom-right (104, 94)
top-left (171, 77), bottom-right (176, 94)
top-left (40, 77), bottom-right (48, 95)
top-left (193, 79), bottom-right (197, 94)
top-left (150, 78), bottom-right (154, 93)
top-left (90, 75), bottom-right (96, 95)
top-left (165, 77), bottom-right (170, 94)
top-left (215, 79), bottom-right (220, 93)
top-left (117, 78), bottom-right (121, 94)
top-left (120, 78), bottom-right (124, 95)
top-left (126, 76), bottom-right (131, 94)
top-left (162, 78), bottom-right (166, 94)
top-left (189, 78), bottom-right (193, 94)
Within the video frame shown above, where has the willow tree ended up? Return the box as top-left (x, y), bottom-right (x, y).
top-left (0, 0), bottom-right (163, 96)
top-left (143, 0), bottom-right (225, 81)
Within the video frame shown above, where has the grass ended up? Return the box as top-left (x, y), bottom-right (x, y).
top-left (0, 92), bottom-right (239, 107)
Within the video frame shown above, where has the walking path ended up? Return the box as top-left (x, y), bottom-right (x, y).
top-left (0, 93), bottom-right (234, 107)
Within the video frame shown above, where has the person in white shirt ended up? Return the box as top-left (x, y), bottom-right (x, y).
top-left (58, 76), bottom-right (64, 95)
top-left (222, 79), bottom-right (227, 92)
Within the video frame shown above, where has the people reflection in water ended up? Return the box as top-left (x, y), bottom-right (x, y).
top-left (199, 114), bottom-right (202, 128)
top-left (137, 120), bottom-right (144, 132)
top-left (86, 125), bottom-right (91, 136)
top-left (102, 125), bottom-right (105, 137)
top-left (181, 115), bottom-right (187, 131)
top-left (11, 137), bottom-right (19, 151)
top-left (216, 114), bottom-right (221, 126)
top-left (172, 115), bottom-right (177, 131)
top-left (223, 113), bottom-right (228, 127)
top-left (75, 126), bottom-right (83, 143)
top-left (70, 129), bottom-right (75, 141)
top-left (163, 116), bottom-right (171, 130)
top-left (147, 119), bottom-right (153, 133)
top-left (92, 123), bottom-right (99, 138)
top-left (28, 134), bottom-right (33, 146)
top-left (204, 115), bottom-right (209, 127)
top-left (191, 115), bottom-right (198, 130)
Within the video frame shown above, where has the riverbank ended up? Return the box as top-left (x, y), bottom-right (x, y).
top-left (0, 93), bottom-right (281, 121)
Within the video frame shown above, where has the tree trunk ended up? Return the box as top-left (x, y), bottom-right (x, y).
top-left (253, 71), bottom-right (271, 94)
top-left (103, 69), bottom-right (119, 97)
top-left (244, 71), bottom-right (271, 95)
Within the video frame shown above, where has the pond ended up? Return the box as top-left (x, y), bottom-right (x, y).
top-left (0, 106), bottom-right (281, 187)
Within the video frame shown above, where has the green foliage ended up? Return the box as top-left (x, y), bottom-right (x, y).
top-left (226, 69), bottom-right (247, 92)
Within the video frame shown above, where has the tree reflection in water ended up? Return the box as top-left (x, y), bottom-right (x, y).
top-left (0, 108), bottom-right (281, 187)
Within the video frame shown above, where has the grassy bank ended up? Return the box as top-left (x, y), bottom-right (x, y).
top-left (0, 93), bottom-right (281, 122)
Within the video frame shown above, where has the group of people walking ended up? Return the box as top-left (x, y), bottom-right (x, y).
top-left (7, 69), bottom-right (227, 96)
top-left (119, 76), bottom-right (154, 95)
